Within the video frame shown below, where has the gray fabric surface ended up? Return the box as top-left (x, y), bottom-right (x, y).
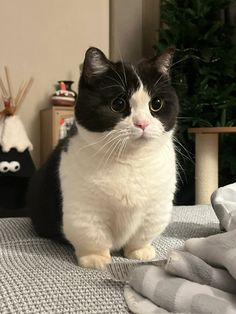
top-left (211, 182), bottom-right (236, 231)
top-left (125, 231), bottom-right (236, 314)
top-left (0, 205), bottom-right (219, 313)
top-left (165, 250), bottom-right (236, 294)
top-left (125, 185), bottom-right (236, 314)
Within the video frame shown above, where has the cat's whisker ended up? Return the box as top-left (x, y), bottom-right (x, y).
top-left (147, 130), bottom-right (163, 138)
top-left (98, 129), bottom-right (129, 167)
top-left (156, 90), bottom-right (174, 96)
top-left (154, 76), bottom-right (170, 86)
top-left (155, 80), bottom-right (171, 90)
top-left (154, 78), bottom-right (171, 90)
top-left (104, 75), bottom-right (121, 85)
top-left (117, 137), bottom-right (128, 161)
top-left (155, 84), bottom-right (170, 92)
top-left (173, 136), bottom-right (191, 153)
top-left (173, 143), bottom-right (188, 183)
top-left (98, 137), bottom-right (122, 168)
top-left (117, 45), bottom-right (127, 87)
top-left (170, 56), bottom-right (189, 70)
top-left (175, 160), bottom-right (185, 184)
top-left (109, 64), bottom-right (126, 89)
top-left (121, 61), bottom-right (127, 87)
top-left (153, 56), bottom-right (188, 90)
top-left (104, 75), bottom-right (125, 91)
top-left (173, 137), bottom-right (194, 163)
top-left (120, 137), bottom-right (129, 160)
top-left (92, 135), bottom-right (123, 158)
top-left (91, 130), bottom-right (126, 158)
top-left (176, 116), bottom-right (190, 119)
top-left (103, 138), bottom-right (123, 167)
top-left (77, 130), bottom-right (117, 152)
top-left (174, 146), bottom-right (193, 164)
top-left (101, 85), bottom-right (124, 90)
top-left (153, 81), bottom-right (172, 95)
top-left (153, 73), bottom-right (168, 89)
top-left (116, 138), bottom-right (124, 161)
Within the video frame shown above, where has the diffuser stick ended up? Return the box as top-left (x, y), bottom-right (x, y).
top-left (15, 77), bottom-right (34, 112)
top-left (4, 66), bottom-right (14, 106)
top-left (0, 78), bottom-right (8, 97)
top-left (15, 81), bottom-right (26, 106)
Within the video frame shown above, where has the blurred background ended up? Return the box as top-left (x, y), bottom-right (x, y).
top-left (0, 0), bottom-right (235, 207)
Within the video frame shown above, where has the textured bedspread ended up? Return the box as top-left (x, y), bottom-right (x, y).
top-left (0, 206), bottom-right (219, 313)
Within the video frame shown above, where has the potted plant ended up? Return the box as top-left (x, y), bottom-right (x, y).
top-left (154, 0), bottom-right (236, 204)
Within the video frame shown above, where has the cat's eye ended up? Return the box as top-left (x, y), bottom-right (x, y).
top-left (149, 97), bottom-right (163, 112)
top-left (110, 97), bottom-right (127, 113)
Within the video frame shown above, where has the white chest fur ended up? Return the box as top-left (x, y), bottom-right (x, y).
top-left (60, 133), bottom-right (176, 250)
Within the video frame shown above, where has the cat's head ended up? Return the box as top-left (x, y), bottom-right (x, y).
top-left (75, 47), bottom-right (179, 154)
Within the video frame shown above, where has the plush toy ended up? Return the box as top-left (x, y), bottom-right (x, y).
top-left (0, 67), bottom-right (35, 216)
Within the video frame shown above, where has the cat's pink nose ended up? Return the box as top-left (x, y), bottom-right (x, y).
top-left (135, 121), bottom-right (150, 130)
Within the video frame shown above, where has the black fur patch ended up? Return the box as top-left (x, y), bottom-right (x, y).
top-left (137, 58), bottom-right (179, 131)
top-left (27, 47), bottom-right (179, 242)
top-left (75, 47), bottom-right (179, 132)
top-left (27, 138), bottom-right (69, 243)
top-left (75, 61), bottom-right (140, 132)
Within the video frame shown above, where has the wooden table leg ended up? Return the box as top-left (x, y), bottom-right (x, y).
top-left (195, 133), bottom-right (219, 204)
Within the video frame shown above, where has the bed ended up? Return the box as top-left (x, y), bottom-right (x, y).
top-left (0, 205), bottom-right (219, 313)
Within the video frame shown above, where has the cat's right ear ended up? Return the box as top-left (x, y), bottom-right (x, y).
top-left (155, 48), bottom-right (175, 76)
top-left (82, 47), bottom-right (110, 82)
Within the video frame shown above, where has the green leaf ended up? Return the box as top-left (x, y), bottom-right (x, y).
top-left (203, 22), bottom-right (222, 40)
top-left (156, 0), bottom-right (236, 191)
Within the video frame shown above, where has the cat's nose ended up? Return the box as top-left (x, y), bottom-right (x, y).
top-left (134, 120), bottom-right (150, 130)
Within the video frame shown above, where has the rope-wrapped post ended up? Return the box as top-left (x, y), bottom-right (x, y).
top-left (195, 133), bottom-right (219, 204)
top-left (188, 127), bottom-right (236, 205)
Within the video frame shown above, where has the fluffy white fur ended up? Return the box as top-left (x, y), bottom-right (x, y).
top-left (60, 84), bottom-right (176, 269)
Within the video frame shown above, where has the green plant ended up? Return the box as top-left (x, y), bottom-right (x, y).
top-left (154, 0), bottom-right (236, 203)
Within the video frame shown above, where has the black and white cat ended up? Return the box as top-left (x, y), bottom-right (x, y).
top-left (27, 47), bottom-right (179, 269)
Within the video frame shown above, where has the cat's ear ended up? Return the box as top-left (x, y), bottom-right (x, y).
top-left (82, 47), bottom-right (110, 82)
top-left (155, 48), bottom-right (175, 76)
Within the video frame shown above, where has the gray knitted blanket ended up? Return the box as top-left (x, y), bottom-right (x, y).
top-left (0, 206), bottom-right (219, 313)
top-left (124, 184), bottom-right (236, 314)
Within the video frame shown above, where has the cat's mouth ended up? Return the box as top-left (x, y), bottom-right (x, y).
top-left (133, 130), bottom-right (151, 141)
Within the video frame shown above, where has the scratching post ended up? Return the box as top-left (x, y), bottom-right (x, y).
top-left (195, 133), bottom-right (218, 204)
top-left (189, 127), bottom-right (236, 205)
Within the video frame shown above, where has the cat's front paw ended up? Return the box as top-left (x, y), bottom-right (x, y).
top-left (124, 244), bottom-right (156, 260)
top-left (79, 254), bottom-right (111, 270)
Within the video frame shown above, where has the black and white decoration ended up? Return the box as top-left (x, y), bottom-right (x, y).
top-left (0, 68), bottom-right (35, 216)
top-left (0, 115), bottom-right (35, 216)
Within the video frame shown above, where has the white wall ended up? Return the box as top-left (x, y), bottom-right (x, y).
top-left (110, 0), bottom-right (161, 61)
top-left (110, 0), bottom-right (143, 62)
top-left (0, 0), bottom-right (109, 166)
top-left (142, 0), bottom-right (161, 57)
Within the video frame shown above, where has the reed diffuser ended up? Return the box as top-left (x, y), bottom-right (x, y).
top-left (0, 67), bottom-right (34, 116)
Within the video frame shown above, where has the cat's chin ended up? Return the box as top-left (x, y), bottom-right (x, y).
top-left (132, 132), bottom-right (155, 142)
top-left (135, 135), bottom-right (149, 141)
top-left (129, 135), bottom-right (155, 148)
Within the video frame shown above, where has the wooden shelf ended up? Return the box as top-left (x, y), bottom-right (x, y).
top-left (188, 127), bottom-right (236, 134)
top-left (40, 106), bottom-right (74, 165)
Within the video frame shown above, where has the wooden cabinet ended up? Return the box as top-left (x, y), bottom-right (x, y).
top-left (40, 106), bottom-right (74, 164)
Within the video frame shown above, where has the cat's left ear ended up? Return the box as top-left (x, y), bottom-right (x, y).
top-left (155, 48), bottom-right (175, 76)
top-left (82, 47), bottom-right (110, 82)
